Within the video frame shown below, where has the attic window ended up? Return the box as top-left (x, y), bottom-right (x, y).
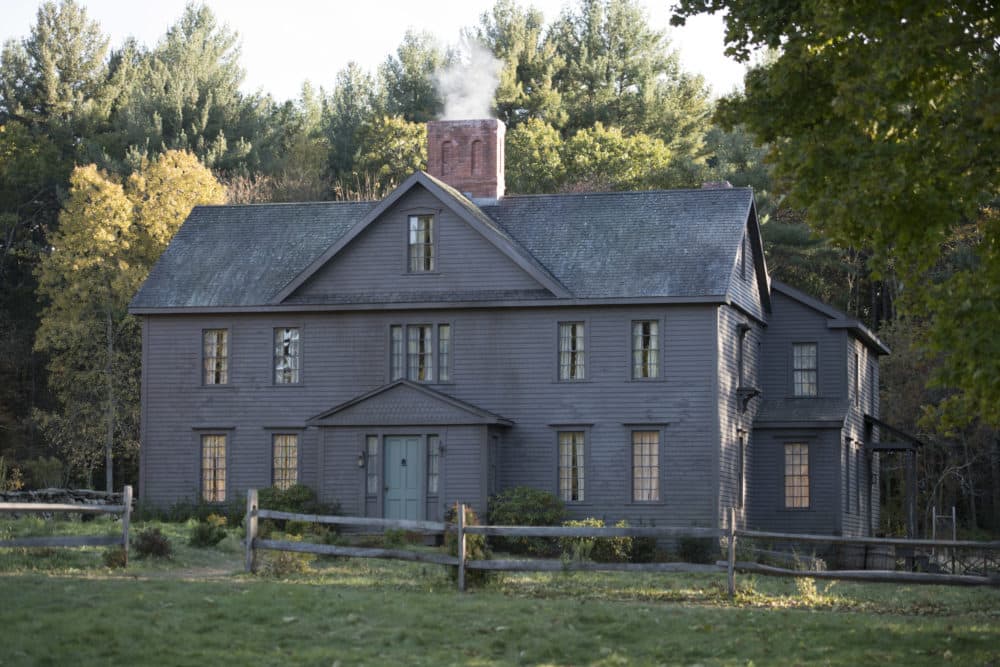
top-left (408, 215), bottom-right (435, 272)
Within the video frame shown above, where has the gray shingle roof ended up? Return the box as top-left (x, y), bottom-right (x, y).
top-left (131, 201), bottom-right (376, 308)
top-left (130, 176), bottom-right (754, 309)
top-left (755, 398), bottom-right (849, 426)
top-left (481, 188), bottom-right (753, 298)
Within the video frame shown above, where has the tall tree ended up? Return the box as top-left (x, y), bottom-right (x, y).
top-left (473, 0), bottom-right (566, 128)
top-left (672, 0), bottom-right (1000, 426)
top-left (548, 0), bottom-right (710, 142)
top-left (108, 4), bottom-right (252, 170)
top-left (34, 151), bottom-right (224, 489)
top-left (352, 115), bottom-right (427, 187)
top-left (324, 62), bottom-right (379, 179)
top-left (379, 30), bottom-right (445, 122)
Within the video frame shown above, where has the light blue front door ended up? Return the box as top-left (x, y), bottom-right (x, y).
top-left (384, 436), bottom-right (423, 520)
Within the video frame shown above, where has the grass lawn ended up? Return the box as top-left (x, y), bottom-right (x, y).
top-left (1, 518), bottom-right (998, 666)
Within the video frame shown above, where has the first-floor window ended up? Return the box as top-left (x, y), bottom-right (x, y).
top-left (201, 434), bottom-right (226, 502)
top-left (632, 430), bottom-right (660, 501)
top-left (272, 434), bottom-right (298, 490)
top-left (558, 431), bottom-right (585, 502)
top-left (438, 324), bottom-right (451, 382)
top-left (427, 435), bottom-right (440, 495)
top-left (737, 434), bottom-right (745, 508)
top-left (784, 443), bottom-right (809, 508)
top-left (365, 435), bottom-right (379, 495)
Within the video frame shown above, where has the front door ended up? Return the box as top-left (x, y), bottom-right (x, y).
top-left (384, 436), bottom-right (423, 520)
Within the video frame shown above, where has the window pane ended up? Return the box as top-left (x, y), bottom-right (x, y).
top-left (408, 215), bottom-right (434, 272)
top-left (274, 328), bottom-right (300, 384)
top-left (272, 434), bottom-right (298, 490)
top-left (784, 443), bottom-right (809, 508)
top-left (427, 435), bottom-right (440, 495)
top-left (558, 431), bottom-right (585, 501)
top-left (366, 435), bottom-right (379, 495)
top-left (793, 343), bottom-right (817, 397)
top-left (438, 324), bottom-right (451, 382)
top-left (408, 325), bottom-right (433, 382)
top-left (390, 326), bottom-right (404, 380)
top-left (632, 431), bottom-right (659, 501)
top-left (203, 330), bottom-right (228, 385)
top-left (632, 321), bottom-right (659, 379)
top-left (559, 322), bottom-right (585, 380)
top-left (201, 434), bottom-right (226, 502)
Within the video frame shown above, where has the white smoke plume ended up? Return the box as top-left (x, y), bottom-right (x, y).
top-left (435, 37), bottom-right (503, 120)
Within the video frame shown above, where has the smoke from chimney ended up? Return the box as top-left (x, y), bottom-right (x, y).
top-left (434, 37), bottom-right (503, 120)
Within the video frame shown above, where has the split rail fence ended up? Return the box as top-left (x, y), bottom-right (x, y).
top-left (0, 485), bottom-right (133, 565)
top-left (244, 491), bottom-right (1000, 593)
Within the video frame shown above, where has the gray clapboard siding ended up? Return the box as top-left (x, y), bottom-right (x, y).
top-left (293, 186), bottom-right (546, 300)
top-left (140, 303), bottom-right (722, 529)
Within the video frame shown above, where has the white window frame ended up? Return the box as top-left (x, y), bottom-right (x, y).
top-left (407, 214), bottom-right (435, 272)
top-left (271, 433), bottom-right (299, 490)
top-left (631, 320), bottom-right (660, 380)
top-left (631, 430), bottom-right (661, 502)
top-left (557, 430), bottom-right (586, 502)
top-left (200, 433), bottom-right (227, 503)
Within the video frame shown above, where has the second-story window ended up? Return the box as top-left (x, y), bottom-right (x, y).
top-left (203, 329), bottom-right (228, 385)
top-left (632, 320), bottom-right (659, 379)
top-left (390, 325), bottom-right (404, 380)
top-left (408, 214), bottom-right (434, 272)
top-left (408, 325), bottom-right (434, 381)
top-left (792, 343), bottom-right (817, 397)
top-left (559, 322), bottom-right (586, 381)
top-left (274, 327), bottom-right (300, 384)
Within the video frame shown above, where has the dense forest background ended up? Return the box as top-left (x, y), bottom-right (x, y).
top-left (0, 0), bottom-right (996, 536)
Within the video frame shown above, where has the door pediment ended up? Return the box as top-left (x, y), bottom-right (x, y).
top-left (307, 380), bottom-right (513, 427)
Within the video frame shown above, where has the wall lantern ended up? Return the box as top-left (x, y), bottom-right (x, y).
top-left (356, 451), bottom-right (367, 468)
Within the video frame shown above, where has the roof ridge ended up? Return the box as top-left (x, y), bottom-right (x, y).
top-left (491, 186), bottom-right (753, 201)
top-left (194, 200), bottom-right (378, 210)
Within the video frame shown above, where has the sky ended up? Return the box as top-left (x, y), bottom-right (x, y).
top-left (0, 0), bottom-right (747, 102)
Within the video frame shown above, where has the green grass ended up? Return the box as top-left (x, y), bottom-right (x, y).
top-left (1, 518), bottom-right (998, 666)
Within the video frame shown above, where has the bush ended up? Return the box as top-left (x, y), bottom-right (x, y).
top-left (559, 518), bottom-right (632, 563)
top-left (103, 547), bottom-right (128, 569)
top-left (21, 457), bottom-right (64, 489)
top-left (630, 536), bottom-right (659, 563)
top-left (258, 484), bottom-right (336, 515)
top-left (488, 486), bottom-right (566, 556)
top-left (188, 514), bottom-right (227, 547)
top-left (259, 535), bottom-right (314, 577)
top-left (132, 527), bottom-right (172, 559)
top-left (383, 529), bottom-right (406, 549)
top-left (444, 504), bottom-right (491, 587)
top-left (676, 535), bottom-right (717, 564)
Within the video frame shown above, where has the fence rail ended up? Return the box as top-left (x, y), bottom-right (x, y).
top-left (0, 485), bottom-right (133, 565)
top-left (243, 492), bottom-right (1000, 593)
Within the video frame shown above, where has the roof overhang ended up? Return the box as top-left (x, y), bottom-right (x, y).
top-left (865, 414), bottom-right (926, 450)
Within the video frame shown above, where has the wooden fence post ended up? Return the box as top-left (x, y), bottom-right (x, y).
top-left (245, 489), bottom-right (258, 573)
top-left (457, 502), bottom-right (466, 592)
top-left (121, 485), bottom-right (133, 567)
top-left (727, 506), bottom-right (736, 598)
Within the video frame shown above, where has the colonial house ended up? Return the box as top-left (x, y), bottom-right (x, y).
top-left (130, 118), bottom-right (900, 536)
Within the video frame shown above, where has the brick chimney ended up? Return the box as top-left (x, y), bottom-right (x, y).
top-left (427, 119), bottom-right (505, 200)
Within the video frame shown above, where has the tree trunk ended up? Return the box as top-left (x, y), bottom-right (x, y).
top-left (105, 308), bottom-right (114, 493)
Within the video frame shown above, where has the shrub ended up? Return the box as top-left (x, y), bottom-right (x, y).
top-left (631, 536), bottom-right (659, 563)
top-left (444, 504), bottom-right (492, 587)
top-left (487, 486), bottom-right (566, 556)
top-left (559, 518), bottom-right (632, 563)
top-left (132, 527), bottom-right (172, 559)
top-left (259, 535), bottom-right (314, 577)
top-left (258, 484), bottom-right (336, 515)
top-left (676, 535), bottom-right (717, 564)
top-left (103, 547), bottom-right (128, 569)
top-left (21, 457), bottom-right (64, 489)
top-left (189, 514), bottom-right (227, 547)
top-left (383, 529), bottom-right (406, 549)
